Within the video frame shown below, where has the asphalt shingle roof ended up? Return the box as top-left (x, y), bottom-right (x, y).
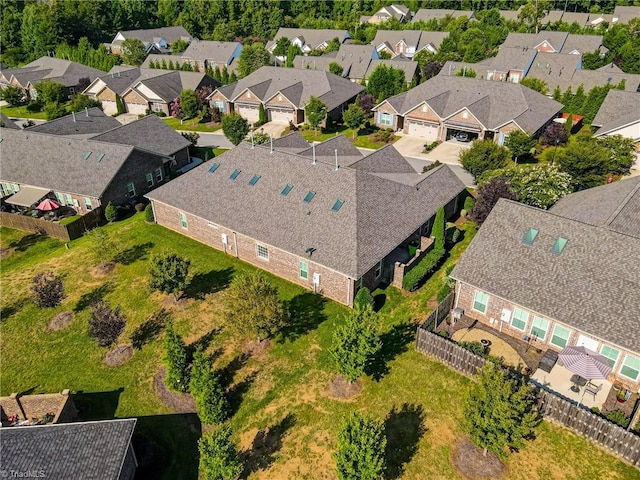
top-left (146, 139), bottom-right (464, 278)
top-left (128, 70), bottom-right (219, 103)
top-left (182, 40), bottom-right (241, 64)
top-left (270, 28), bottom-right (349, 51)
top-left (0, 419), bottom-right (136, 479)
top-left (114, 26), bottom-right (191, 45)
top-left (270, 132), bottom-right (310, 152)
top-left (26, 107), bottom-right (121, 136)
top-left (7, 57), bottom-right (103, 88)
top-left (451, 199), bottom-right (640, 354)
top-left (0, 112), bottom-right (20, 129)
top-left (88, 67), bottom-right (141, 95)
top-left (591, 89), bottom-right (640, 135)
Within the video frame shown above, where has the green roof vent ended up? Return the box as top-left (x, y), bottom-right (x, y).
top-left (208, 162), bottom-right (220, 173)
top-left (281, 184), bottom-right (293, 196)
top-left (551, 236), bottom-right (568, 255)
top-left (249, 174), bottom-right (261, 186)
top-left (331, 199), bottom-right (344, 212)
top-left (230, 169), bottom-right (241, 180)
top-left (303, 191), bottom-right (316, 203)
top-left (522, 228), bottom-right (538, 246)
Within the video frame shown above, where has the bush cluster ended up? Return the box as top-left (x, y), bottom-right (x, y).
top-left (401, 246), bottom-right (445, 291)
top-left (422, 160), bottom-right (442, 173)
top-left (373, 128), bottom-right (394, 143)
top-left (423, 141), bottom-right (440, 153)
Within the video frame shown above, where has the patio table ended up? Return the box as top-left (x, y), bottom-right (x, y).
top-left (570, 374), bottom-right (587, 392)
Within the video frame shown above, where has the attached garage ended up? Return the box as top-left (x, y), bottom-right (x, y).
top-left (101, 101), bottom-right (118, 115)
top-left (269, 108), bottom-right (294, 124)
top-left (236, 104), bottom-right (260, 122)
top-left (406, 120), bottom-right (439, 140)
top-left (126, 102), bottom-right (148, 115)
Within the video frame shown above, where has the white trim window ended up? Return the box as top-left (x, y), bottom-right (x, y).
top-left (375, 260), bottom-right (383, 278)
top-left (213, 100), bottom-right (225, 113)
top-left (600, 345), bottom-right (620, 369)
top-left (155, 168), bottom-right (163, 183)
top-left (472, 291), bottom-right (489, 314)
top-left (511, 308), bottom-right (529, 331)
top-left (299, 261), bottom-right (308, 280)
top-left (256, 244), bottom-right (269, 260)
top-left (179, 212), bottom-right (188, 229)
top-left (378, 112), bottom-right (393, 126)
top-left (146, 173), bottom-right (154, 188)
top-left (84, 197), bottom-right (92, 211)
top-left (550, 325), bottom-right (571, 348)
top-left (620, 354), bottom-right (640, 381)
top-left (64, 193), bottom-right (73, 206)
top-left (530, 316), bottom-right (550, 341)
top-left (55, 192), bottom-right (64, 204)
top-left (127, 183), bottom-right (136, 198)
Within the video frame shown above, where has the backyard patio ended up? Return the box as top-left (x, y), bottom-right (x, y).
top-left (532, 363), bottom-right (612, 409)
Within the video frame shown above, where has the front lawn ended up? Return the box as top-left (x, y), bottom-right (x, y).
top-left (0, 104), bottom-right (48, 120)
top-left (1, 217), bottom-right (638, 480)
top-left (162, 115), bottom-right (222, 132)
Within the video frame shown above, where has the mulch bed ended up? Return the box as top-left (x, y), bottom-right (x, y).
top-left (93, 262), bottom-right (116, 277)
top-left (154, 367), bottom-right (196, 413)
top-left (104, 345), bottom-right (133, 367)
top-left (162, 295), bottom-right (191, 311)
top-left (242, 339), bottom-right (271, 358)
top-left (327, 375), bottom-right (362, 400)
top-left (453, 438), bottom-right (506, 480)
top-left (47, 312), bottom-right (74, 332)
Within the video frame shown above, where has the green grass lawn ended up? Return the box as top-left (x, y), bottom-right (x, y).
top-left (299, 125), bottom-right (397, 150)
top-left (162, 116), bottom-right (222, 132)
top-left (193, 147), bottom-right (228, 161)
top-left (1, 217), bottom-right (638, 480)
top-left (0, 104), bottom-right (48, 120)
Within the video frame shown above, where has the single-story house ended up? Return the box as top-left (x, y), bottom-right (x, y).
top-left (108, 26), bottom-right (192, 55)
top-left (26, 106), bottom-right (121, 136)
top-left (1, 390), bottom-right (78, 427)
top-left (141, 40), bottom-right (243, 74)
top-left (451, 193), bottom-right (640, 390)
top-left (372, 75), bottom-right (562, 143)
top-left (266, 28), bottom-right (350, 57)
top-left (207, 66), bottom-right (363, 125)
top-left (360, 4), bottom-right (412, 24)
top-left (371, 30), bottom-right (449, 58)
top-left (412, 9), bottom-right (475, 23)
top-left (500, 32), bottom-right (605, 56)
top-left (0, 57), bottom-right (104, 100)
top-left (0, 419), bottom-right (137, 479)
top-left (146, 135), bottom-right (465, 306)
top-left (120, 69), bottom-right (219, 115)
top-left (0, 115), bottom-right (189, 211)
top-left (612, 6), bottom-right (640, 25)
top-left (83, 67), bottom-right (141, 115)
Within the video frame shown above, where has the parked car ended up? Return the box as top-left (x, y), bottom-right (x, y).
top-left (455, 131), bottom-right (470, 142)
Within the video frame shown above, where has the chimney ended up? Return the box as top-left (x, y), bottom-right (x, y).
top-left (312, 143), bottom-right (316, 165)
top-left (334, 149), bottom-right (339, 171)
top-left (72, 112), bottom-right (76, 122)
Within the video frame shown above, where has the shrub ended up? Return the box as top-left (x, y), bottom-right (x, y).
top-left (354, 287), bottom-right (374, 311)
top-left (88, 301), bottom-right (126, 348)
top-left (163, 319), bottom-right (189, 392)
top-left (445, 226), bottom-right (462, 245)
top-left (422, 160), bottom-right (442, 173)
top-left (198, 426), bottom-right (242, 480)
top-left (463, 196), bottom-right (476, 212)
top-left (190, 347), bottom-right (228, 424)
top-left (335, 412), bottom-right (386, 480)
top-left (44, 102), bottom-right (66, 120)
top-left (373, 128), bottom-right (394, 144)
top-left (26, 100), bottom-right (43, 112)
top-left (144, 204), bottom-right (155, 222)
top-left (31, 271), bottom-right (65, 308)
top-left (401, 246), bottom-right (445, 291)
top-left (423, 141), bottom-right (440, 153)
top-left (458, 341), bottom-right (486, 357)
top-left (604, 410), bottom-right (630, 428)
top-left (105, 202), bottom-right (118, 222)
top-left (135, 203), bottom-right (145, 212)
top-left (148, 253), bottom-right (191, 298)
top-left (288, 120), bottom-right (298, 131)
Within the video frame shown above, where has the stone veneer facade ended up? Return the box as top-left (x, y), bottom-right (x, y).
top-left (454, 281), bottom-right (640, 390)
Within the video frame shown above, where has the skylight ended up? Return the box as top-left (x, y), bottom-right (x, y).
top-left (281, 184), bottom-right (293, 196)
top-left (95, 153), bottom-right (105, 163)
top-left (83, 151), bottom-right (92, 160)
top-left (332, 199), bottom-right (344, 212)
top-left (303, 191), bottom-right (316, 203)
top-left (230, 169), bottom-right (241, 180)
top-left (249, 174), bottom-right (261, 186)
top-left (208, 162), bottom-right (220, 174)
top-left (551, 236), bottom-right (568, 255)
top-left (522, 228), bottom-right (539, 246)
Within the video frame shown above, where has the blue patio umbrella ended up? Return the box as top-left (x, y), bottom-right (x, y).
top-left (558, 346), bottom-right (612, 380)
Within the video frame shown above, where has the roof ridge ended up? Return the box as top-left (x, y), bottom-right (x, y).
top-left (604, 180), bottom-right (640, 227)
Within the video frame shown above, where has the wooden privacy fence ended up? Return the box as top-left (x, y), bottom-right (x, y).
top-left (0, 208), bottom-right (104, 242)
top-left (420, 291), bottom-right (454, 332)
top-left (416, 327), bottom-right (640, 467)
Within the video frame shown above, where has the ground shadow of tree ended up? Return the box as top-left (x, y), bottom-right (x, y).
top-left (384, 403), bottom-right (427, 480)
top-left (218, 354), bottom-right (255, 417)
top-left (183, 267), bottom-right (234, 299)
top-left (74, 282), bottom-right (115, 313)
top-left (279, 292), bottom-right (327, 342)
top-left (186, 327), bottom-right (220, 359)
top-left (8, 233), bottom-right (47, 252)
top-left (1, 297), bottom-right (29, 322)
top-left (114, 241), bottom-right (154, 265)
top-left (131, 309), bottom-right (169, 349)
top-left (242, 413), bottom-right (297, 477)
top-left (368, 321), bottom-right (416, 381)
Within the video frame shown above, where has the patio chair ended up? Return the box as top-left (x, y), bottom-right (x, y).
top-left (583, 382), bottom-right (602, 401)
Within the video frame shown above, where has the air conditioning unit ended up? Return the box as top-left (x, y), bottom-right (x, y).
top-left (451, 307), bottom-right (464, 322)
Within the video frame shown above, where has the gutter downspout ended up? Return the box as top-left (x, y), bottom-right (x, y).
top-left (346, 277), bottom-right (352, 307)
top-left (233, 231), bottom-right (238, 258)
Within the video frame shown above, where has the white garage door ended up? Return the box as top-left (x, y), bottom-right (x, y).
top-left (407, 121), bottom-right (438, 140)
top-left (269, 108), bottom-right (293, 124)
top-left (237, 105), bottom-right (259, 122)
top-left (126, 102), bottom-right (147, 115)
top-left (101, 100), bottom-right (118, 115)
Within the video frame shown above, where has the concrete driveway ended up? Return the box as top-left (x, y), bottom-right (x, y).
top-left (424, 140), bottom-right (471, 164)
top-left (254, 121), bottom-right (288, 138)
top-left (393, 134), bottom-right (428, 158)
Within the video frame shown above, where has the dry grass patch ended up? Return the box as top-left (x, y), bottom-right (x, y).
top-left (47, 311), bottom-right (74, 331)
top-left (105, 344), bottom-right (134, 367)
top-left (453, 437), bottom-right (506, 480)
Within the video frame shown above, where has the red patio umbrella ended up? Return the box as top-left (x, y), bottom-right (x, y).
top-left (36, 199), bottom-right (61, 211)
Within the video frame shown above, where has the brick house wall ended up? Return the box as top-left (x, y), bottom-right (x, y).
top-left (151, 200), bottom-right (356, 306)
top-left (0, 180), bottom-right (102, 216)
top-left (209, 91), bottom-right (230, 114)
top-left (97, 88), bottom-right (117, 102)
top-left (374, 102), bottom-right (400, 130)
top-left (455, 281), bottom-right (640, 390)
top-left (102, 150), bottom-right (168, 206)
top-left (123, 90), bottom-right (148, 112)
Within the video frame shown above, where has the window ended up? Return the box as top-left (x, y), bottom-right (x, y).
top-left (303, 191), bottom-right (315, 203)
top-left (472, 291), bottom-right (489, 314)
top-left (281, 184), bottom-right (293, 196)
top-left (257, 244), bottom-right (269, 260)
top-left (4, 183), bottom-right (13, 194)
top-left (12, 184), bottom-right (19, 193)
top-left (84, 197), bottom-right (92, 211)
top-left (378, 112), bottom-right (393, 126)
top-left (299, 261), bottom-right (308, 280)
top-left (522, 228), bottom-right (538, 245)
top-left (155, 168), bottom-right (163, 182)
top-left (64, 193), bottom-right (73, 206)
top-left (620, 354), bottom-right (640, 381)
top-left (249, 174), bottom-right (261, 186)
top-left (208, 162), bottom-right (220, 174)
top-left (127, 183), bottom-right (135, 198)
top-left (213, 100), bottom-right (225, 113)
top-left (530, 316), bottom-right (550, 341)
top-left (331, 199), bottom-right (344, 212)
top-left (146, 173), bottom-right (154, 188)
top-left (550, 325), bottom-right (570, 348)
top-left (375, 260), bottom-right (383, 278)
top-left (354, 277), bottom-right (362, 291)
top-left (230, 169), bottom-right (241, 180)
top-left (551, 236), bottom-right (568, 255)
top-left (511, 308), bottom-right (529, 331)
top-left (179, 212), bottom-right (188, 229)
top-left (153, 103), bottom-right (162, 112)
top-left (69, 87), bottom-right (75, 95)
top-left (600, 345), bottom-right (620, 369)
top-left (55, 192), bottom-right (64, 204)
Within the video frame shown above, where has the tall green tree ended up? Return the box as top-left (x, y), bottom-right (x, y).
top-left (198, 426), bottom-right (243, 480)
top-left (221, 112), bottom-right (250, 145)
top-left (0, 85), bottom-right (26, 106)
top-left (35, 80), bottom-right (66, 105)
top-left (304, 96), bottom-right (327, 135)
top-left (328, 61), bottom-right (344, 77)
top-left (21, 2), bottom-right (58, 61)
top-left (366, 64), bottom-right (406, 102)
top-left (463, 362), bottom-right (538, 460)
top-left (459, 140), bottom-right (511, 181)
top-left (272, 37), bottom-right (291, 58)
top-left (163, 319), bottom-right (189, 392)
top-left (330, 305), bottom-right (381, 383)
top-left (148, 253), bottom-right (191, 299)
top-left (237, 43), bottom-right (271, 78)
top-left (334, 412), bottom-right (386, 480)
top-left (285, 44), bottom-right (302, 68)
top-left (179, 89), bottom-right (200, 119)
top-left (520, 77), bottom-right (548, 95)
top-left (504, 131), bottom-right (535, 164)
top-left (342, 103), bottom-right (365, 138)
top-left (190, 347), bottom-right (228, 425)
top-left (120, 38), bottom-right (147, 66)
top-left (432, 206), bottom-right (445, 252)
top-left (469, 177), bottom-right (517, 224)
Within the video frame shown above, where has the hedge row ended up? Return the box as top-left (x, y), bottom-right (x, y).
top-left (402, 246), bottom-right (445, 291)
